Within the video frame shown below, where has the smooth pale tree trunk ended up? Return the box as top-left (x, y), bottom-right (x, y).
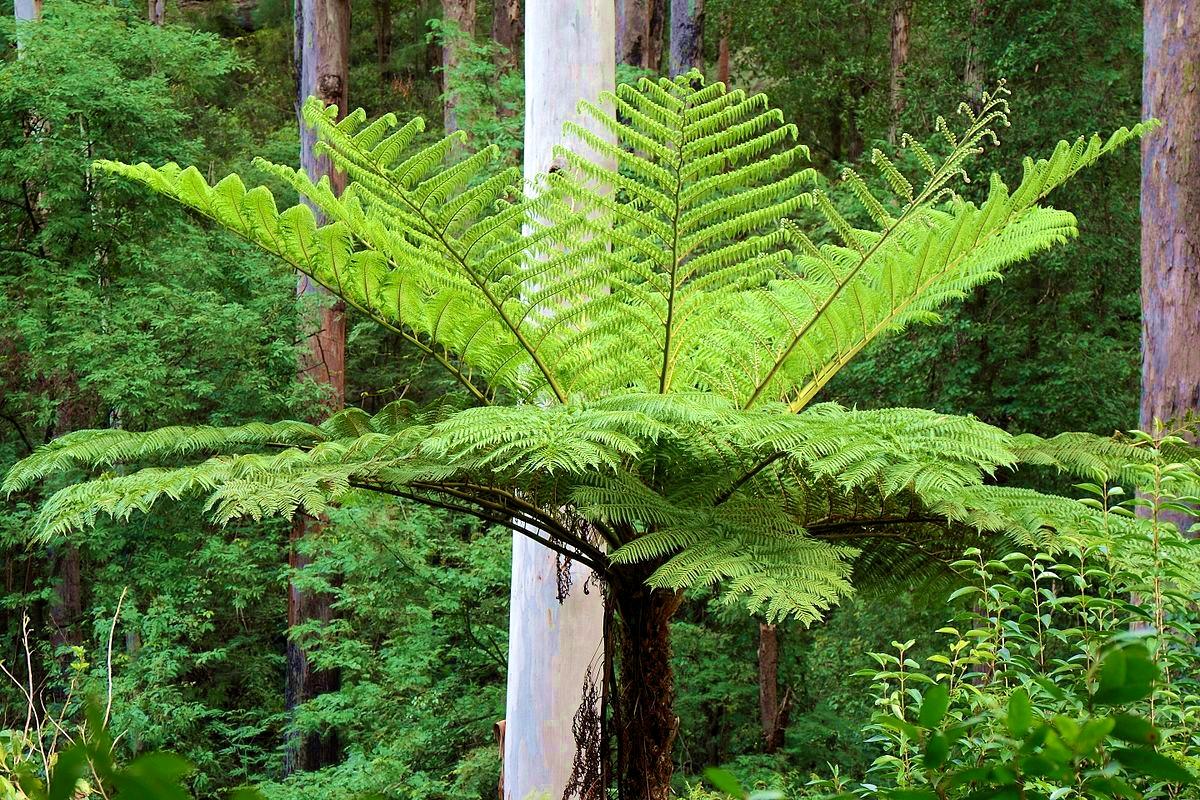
top-left (1142, 0), bottom-right (1200, 531)
top-left (441, 0), bottom-right (476, 134)
top-left (148, 0), bottom-right (165, 24)
top-left (14, 0), bottom-right (41, 23)
top-left (668, 0), bottom-right (703, 76)
top-left (504, 4), bottom-right (614, 799)
top-left (285, 0), bottom-right (349, 776)
top-left (887, 0), bottom-right (911, 145)
top-left (14, 0), bottom-right (41, 51)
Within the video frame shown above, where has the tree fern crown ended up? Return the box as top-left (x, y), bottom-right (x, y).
top-left (9, 74), bottom-right (1158, 621)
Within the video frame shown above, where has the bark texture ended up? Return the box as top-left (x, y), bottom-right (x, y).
top-left (148, 0), bottom-right (165, 24)
top-left (614, 582), bottom-right (683, 800)
top-left (668, 0), bottom-right (703, 76)
top-left (617, 0), bottom-right (649, 68)
top-left (962, 0), bottom-right (987, 102)
top-left (375, 0), bottom-right (393, 81)
top-left (286, 0), bottom-right (350, 775)
top-left (492, 0), bottom-right (521, 69)
top-left (441, 0), bottom-right (477, 134)
top-left (647, 0), bottom-right (665, 73)
top-left (756, 623), bottom-right (793, 753)
top-left (504, 3), bottom-right (614, 798)
top-left (1142, 0), bottom-right (1200, 531)
top-left (887, 0), bottom-right (911, 145)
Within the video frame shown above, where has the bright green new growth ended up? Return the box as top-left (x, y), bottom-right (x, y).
top-left (4, 75), bottom-right (1158, 621)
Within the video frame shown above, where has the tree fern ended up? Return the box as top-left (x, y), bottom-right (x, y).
top-left (7, 73), bottom-right (1162, 623)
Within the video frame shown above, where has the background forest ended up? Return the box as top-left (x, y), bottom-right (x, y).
top-left (0, 0), bottom-right (1175, 798)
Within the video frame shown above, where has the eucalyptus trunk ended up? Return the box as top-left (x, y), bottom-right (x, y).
top-left (1141, 0), bottom-right (1200, 531)
top-left (441, 0), bottom-right (476, 134)
top-left (668, 0), bottom-right (703, 76)
top-left (887, 0), bottom-right (911, 145)
top-left (503, 1), bottom-right (614, 799)
top-left (286, 0), bottom-right (349, 774)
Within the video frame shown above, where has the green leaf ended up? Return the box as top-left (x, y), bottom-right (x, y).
top-left (1007, 687), bottom-right (1032, 736)
top-left (703, 767), bottom-right (746, 799)
top-left (1112, 748), bottom-right (1195, 783)
top-left (1110, 713), bottom-right (1159, 745)
top-left (918, 684), bottom-right (951, 728)
top-left (923, 732), bottom-right (949, 768)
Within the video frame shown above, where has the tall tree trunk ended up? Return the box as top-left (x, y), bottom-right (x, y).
top-left (887, 0), bottom-right (912, 145)
top-left (441, 0), bottom-right (476, 134)
top-left (962, 0), bottom-right (986, 103)
top-left (375, 0), bottom-right (393, 81)
top-left (756, 623), bottom-right (792, 753)
top-left (614, 580), bottom-right (683, 800)
top-left (1142, 0), bottom-right (1200, 531)
top-left (286, 0), bottom-right (349, 775)
top-left (617, 0), bottom-right (648, 68)
top-left (148, 0), bottom-right (165, 25)
top-left (504, 3), bottom-right (614, 799)
top-left (48, 547), bottom-right (82, 657)
top-left (14, 0), bottom-right (41, 24)
top-left (647, 0), bottom-right (665, 74)
top-left (14, 0), bottom-right (41, 51)
top-left (492, 0), bottom-right (521, 69)
top-left (668, 0), bottom-right (703, 76)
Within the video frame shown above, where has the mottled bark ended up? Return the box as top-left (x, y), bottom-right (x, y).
top-left (668, 0), bottom-right (703, 76)
top-left (887, 0), bottom-right (912, 145)
top-left (614, 582), bottom-right (683, 800)
top-left (1142, 0), bottom-right (1200, 531)
top-left (504, 3), bottom-right (614, 799)
top-left (441, 0), bottom-right (476, 134)
top-left (148, 0), bottom-right (165, 25)
top-left (286, 0), bottom-right (349, 775)
top-left (757, 623), bottom-right (792, 753)
top-left (375, 0), bottom-right (393, 81)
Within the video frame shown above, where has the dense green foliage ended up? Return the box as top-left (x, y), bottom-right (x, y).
top-left (0, 1), bottom-right (1174, 799)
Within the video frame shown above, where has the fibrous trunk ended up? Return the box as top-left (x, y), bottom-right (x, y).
top-left (614, 580), bottom-right (683, 800)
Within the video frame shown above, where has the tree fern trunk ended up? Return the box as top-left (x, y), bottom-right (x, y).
top-left (614, 580), bottom-right (682, 800)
